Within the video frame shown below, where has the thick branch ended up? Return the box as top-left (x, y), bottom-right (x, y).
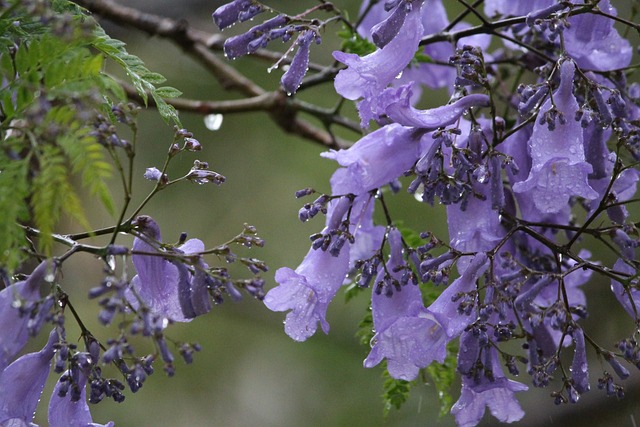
top-left (119, 80), bottom-right (350, 149)
top-left (73, 0), bottom-right (351, 149)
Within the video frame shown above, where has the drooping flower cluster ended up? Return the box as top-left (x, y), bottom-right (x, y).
top-left (228, 0), bottom-right (640, 425)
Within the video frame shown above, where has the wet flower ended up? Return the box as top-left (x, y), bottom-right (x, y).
top-left (363, 229), bottom-right (448, 380)
top-left (513, 60), bottom-right (598, 213)
top-left (451, 345), bottom-right (527, 427)
top-left (129, 216), bottom-right (212, 322)
top-left (0, 261), bottom-right (50, 370)
top-left (0, 329), bottom-right (58, 426)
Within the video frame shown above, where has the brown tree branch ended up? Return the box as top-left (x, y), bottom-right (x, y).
top-left (72, 0), bottom-right (353, 149)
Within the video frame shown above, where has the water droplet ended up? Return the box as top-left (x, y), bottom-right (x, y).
top-left (204, 114), bottom-right (223, 131)
top-left (45, 272), bottom-right (55, 283)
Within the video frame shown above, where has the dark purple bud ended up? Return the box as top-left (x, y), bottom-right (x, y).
top-left (593, 87), bottom-right (613, 126)
top-left (281, 30), bottom-right (316, 95)
top-left (518, 85), bottom-right (549, 116)
top-left (605, 352), bottom-right (630, 380)
top-left (514, 275), bottom-right (554, 310)
top-left (183, 137), bottom-right (202, 151)
top-left (295, 187), bottom-right (315, 198)
top-left (156, 335), bottom-right (174, 365)
top-left (571, 328), bottom-right (590, 393)
top-left (224, 15), bottom-right (288, 59)
top-left (212, 0), bottom-right (262, 30)
top-left (371, 1), bottom-right (409, 48)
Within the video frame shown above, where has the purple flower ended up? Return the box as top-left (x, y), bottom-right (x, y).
top-left (265, 243), bottom-right (351, 341)
top-left (385, 89), bottom-right (490, 129)
top-left (0, 329), bottom-right (57, 426)
top-left (48, 370), bottom-right (115, 427)
top-left (564, 0), bottom-right (632, 71)
top-left (446, 184), bottom-right (503, 254)
top-left (0, 261), bottom-right (50, 370)
top-left (333, 1), bottom-right (424, 126)
top-left (281, 30), bottom-right (316, 95)
top-left (451, 345), bottom-right (527, 427)
top-left (129, 216), bottom-right (211, 322)
top-left (427, 253), bottom-right (488, 338)
top-left (512, 60), bottom-right (598, 213)
top-left (363, 229), bottom-right (448, 380)
top-left (321, 123), bottom-right (427, 195)
top-left (143, 167), bottom-right (163, 181)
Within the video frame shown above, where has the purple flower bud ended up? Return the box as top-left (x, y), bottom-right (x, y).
top-left (212, 0), bottom-right (262, 30)
top-left (295, 187), bottom-right (315, 198)
top-left (605, 352), bottom-right (630, 380)
top-left (143, 167), bottom-right (163, 181)
top-left (571, 328), bottom-right (590, 394)
top-left (183, 137), bottom-right (201, 151)
top-left (592, 87), bottom-right (612, 126)
top-left (518, 85), bottom-right (549, 116)
top-left (281, 30), bottom-right (316, 95)
top-left (224, 15), bottom-right (288, 59)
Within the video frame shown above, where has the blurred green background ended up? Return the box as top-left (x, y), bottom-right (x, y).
top-left (32, 1), bottom-right (640, 426)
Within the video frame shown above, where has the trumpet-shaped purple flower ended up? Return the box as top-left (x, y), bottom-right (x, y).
top-left (48, 369), bottom-right (115, 427)
top-left (0, 329), bottom-right (57, 426)
top-left (322, 123), bottom-right (427, 195)
top-left (129, 216), bottom-right (211, 322)
top-left (0, 261), bottom-right (50, 370)
top-left (385, 89), bottom-right (490, 129)
top-left (513, 60), bottom-right (598, 213)
top-left (333, 0), bottom-right (424, 126)
top-left (564, 0), bottom-right (632, 71)
top-left (451, 342), bottom-right (527, 427)
top-left (363, 229), bottom-right (448, 380)
top-left (265, 241), bottom-right (351, 341)
top-left (265, 196), bottom-right (356, 341)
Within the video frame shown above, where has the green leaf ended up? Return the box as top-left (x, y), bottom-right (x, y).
top-left (338, 26), bottom-right (377, 56)
top-left (0, 155), bottom-right (30, 270)
top-left (91, 26), bottom-right (182, 126)
top-left (154, 86), bottom-right (183, 99)
top-left (382, 364), bottom-right (412, 416)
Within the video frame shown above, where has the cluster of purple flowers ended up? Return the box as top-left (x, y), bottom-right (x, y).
top-left (0, 262), bottom-right (115, 426)
top-left (228, 0), bottom-right (640, 425)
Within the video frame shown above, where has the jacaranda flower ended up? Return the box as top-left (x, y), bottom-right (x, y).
top-left (0, 261), bottom-right (50, 370)
top-left (129, 215), bottom-right (211, 322)
top-left (0, 329), bottom-right (58, 426)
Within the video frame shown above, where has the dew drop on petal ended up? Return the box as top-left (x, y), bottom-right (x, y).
top-left (204, 113), bottom-right (224, 131)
